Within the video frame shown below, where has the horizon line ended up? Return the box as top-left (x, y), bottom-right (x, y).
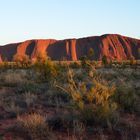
top-left (1, 33), bottom-right (140, 46)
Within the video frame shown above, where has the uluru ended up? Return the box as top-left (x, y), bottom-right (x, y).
top-left (0, 34), bottom-right (140, 62)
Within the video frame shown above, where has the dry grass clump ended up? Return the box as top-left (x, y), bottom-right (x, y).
top-left (17, 113), bottom-right (50, 140)
top-left (72, 120), bottom-right (86, 140)
top-left (23, 92), bottom-right (37, 107)
top-left (5, 73), bottom-right (23, 83)
top-left (0, 70), bottom-right (27, 86)
top-left (4, 101), bottom-right (22, 115)
top-left (64, 120), bottom-right (86, 140)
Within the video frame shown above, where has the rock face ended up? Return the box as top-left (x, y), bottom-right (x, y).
top-left (0, 34), bottom-right (140, 61)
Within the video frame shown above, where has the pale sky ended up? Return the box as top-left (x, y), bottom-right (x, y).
top-left (0, 0), bottom-right (140, 45)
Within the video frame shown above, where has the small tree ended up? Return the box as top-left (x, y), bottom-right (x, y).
top-left (36, 52), bottom-right (48, 64)
top-left (88, 48), bottom-right (94, 60)
top-left (102, 55), bottom-right (108, 65)
top-left (13, 54), bottom-right (22, 63)
top-left (13, 54), bottom-right (30, 67)
top-left (138, 48), bottom-right (140, 58)
top-left (34, 52), bottom-right (58, 82)
top-left (22, 55), bottom-right (30, 66)
top-left (34, 59), bottom-right (58, 82)
top-left (129, 56), bottom-right (135, 65)
top-left (80, 55), bottom-right (89, 69)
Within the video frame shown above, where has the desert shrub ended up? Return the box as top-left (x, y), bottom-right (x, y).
top-left (1, 91), bottom-right (26, 115)
top-left (80, 80), bottom-right (118, 126)
top-left (34, 52), bottom-right (48, 64)
top-left (0, 61), bottom-right (10, 69)
top-left (4, 101), bottom-right (22, 115)
top-left (56, 69), bottom-right (119, 127)
top-left (80, 57), bottom-right (96, 74)
top-left (102, 55), bottom-right (108, 66)
top-left (129, 56), bottom-right (136, 65)
top-left (90, 61), bottom-right (99, 67)
top-left (0, 94), bottom-right (4, 107)
top-left (113, 84), bottom-right (140, 113)
top-left (34, 59), bottom-right (58, 82)
top-left (16, 82), bottom-right (41, 94)
top-left (13, 54), bottom-right (30, 67)
top-left (74, 72), bottom-right (86, 81)
top-left (23, 92), bottom-right (37, 107)
top-left (72, 120), bottom-right (86, 140)
top-left (17, 113), bottom-right (49, 140)
top-left (0, 61), bottom-right (20, 70)
top-left (0, 71), bottom-right (27, 86)
top-left (80, 56), bottom-right (88, 68)
top-left (87, 48), bottom-right (94, 60)
top-left (69, 62), bottom-right (81, 69)
top-left (44, 88), bottom-right (70, 103)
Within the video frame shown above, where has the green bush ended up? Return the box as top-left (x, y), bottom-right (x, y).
top-left (57, 69), bottom-right (119, 127)
top-left (69, 62), bottom-right (81, 69)
top-left (102, 55), bottom-right (108, 66)
top-left (113, 84), bottom-right (140, 113)
top-left (34, 59), bottom-right (58, 82)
